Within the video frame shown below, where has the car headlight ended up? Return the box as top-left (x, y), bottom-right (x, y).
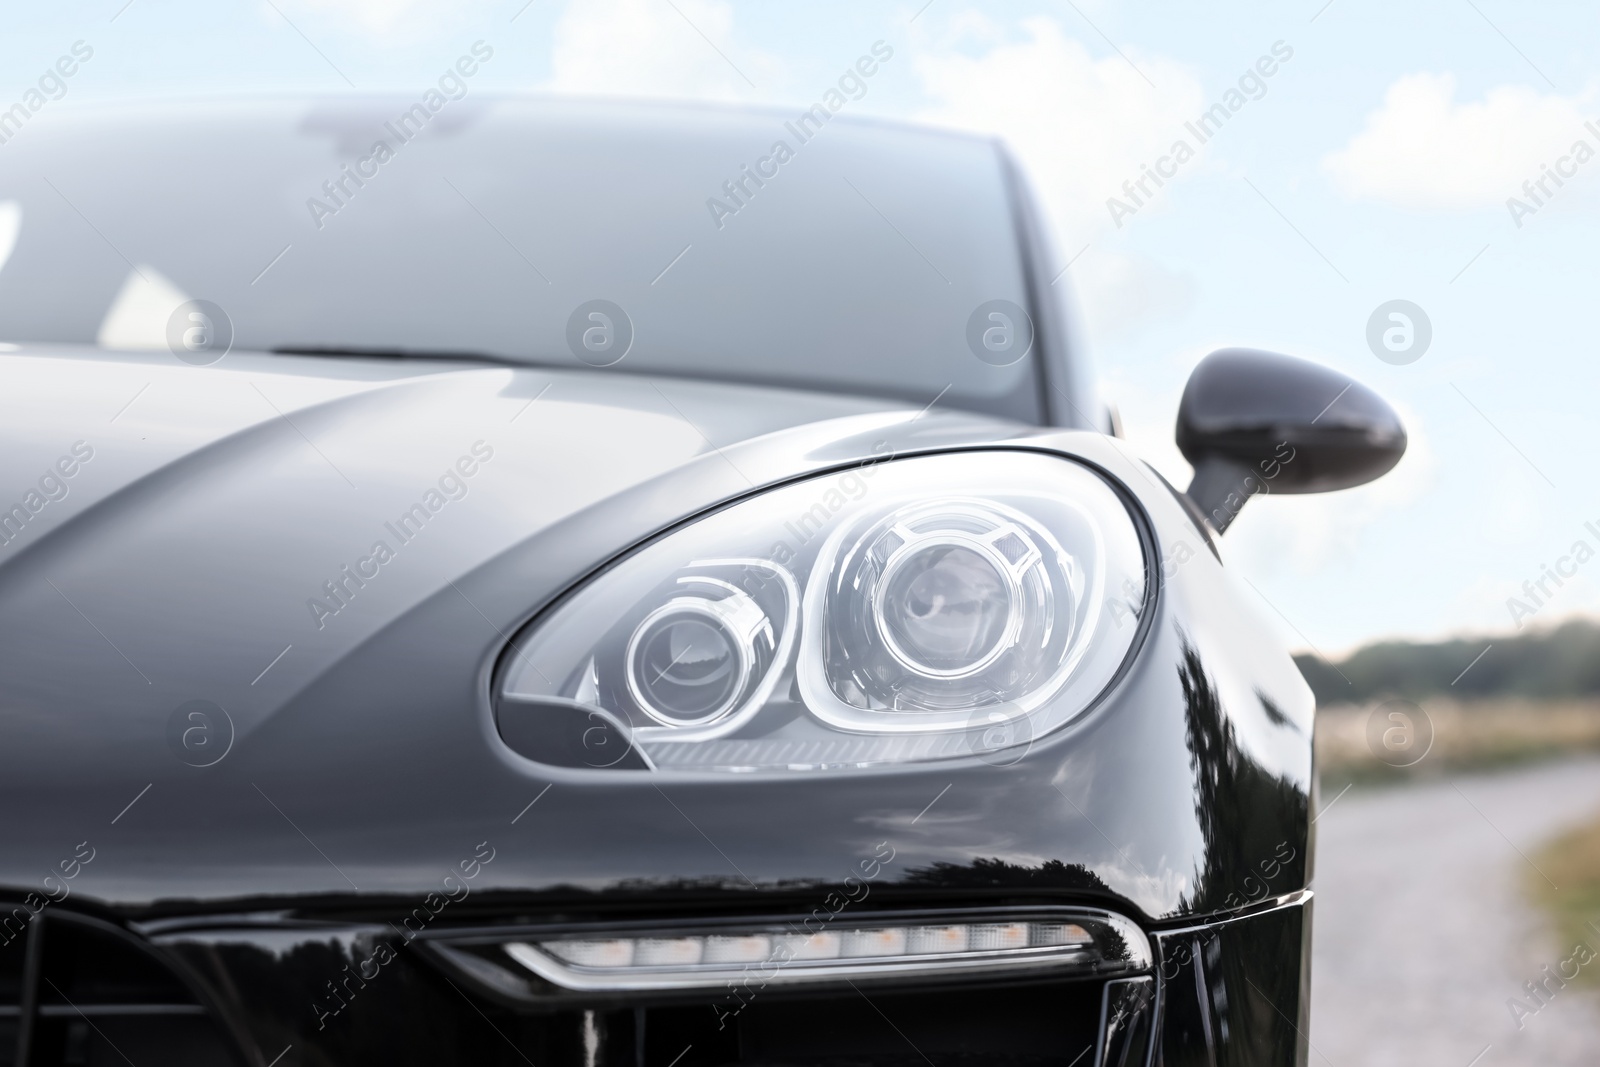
top-left (498, 451), bottom-right (1148, 772)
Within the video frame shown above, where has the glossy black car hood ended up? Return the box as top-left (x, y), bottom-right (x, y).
top-left (0, 344), bottom-right (905, 714)
top-left (0, 345), bottom-right (1313, 927)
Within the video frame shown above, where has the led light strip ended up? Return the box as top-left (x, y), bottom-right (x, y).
top-left (501, 911), bottom-right (1150, 992)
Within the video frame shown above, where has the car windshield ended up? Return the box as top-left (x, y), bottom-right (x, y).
top-left (0, 96), bottom-right (1044, 422)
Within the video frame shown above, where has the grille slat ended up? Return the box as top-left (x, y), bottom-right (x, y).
top-left (2, 908), bottom-right (243, 1067)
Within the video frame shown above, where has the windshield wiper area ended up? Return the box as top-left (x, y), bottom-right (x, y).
top-left (271, 344), bottom-right (544, 369)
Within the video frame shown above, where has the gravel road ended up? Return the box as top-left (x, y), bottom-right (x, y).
top-left (1311, 756), bottom-right (1600, 1066)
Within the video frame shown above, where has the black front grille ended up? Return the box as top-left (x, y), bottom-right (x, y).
top-left (142, 918), bottom-right (1157, 1065)
top-left (592, 981), bottom-right (1108, 1066)
top-left (0, 907), bottom-right (242, 1067)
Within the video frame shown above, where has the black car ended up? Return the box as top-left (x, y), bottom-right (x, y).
top-left (0, 95), bottom-right (1404, 1066)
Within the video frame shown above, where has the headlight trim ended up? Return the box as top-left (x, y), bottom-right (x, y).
top-left (494, 447), bottom-right (1159, 775)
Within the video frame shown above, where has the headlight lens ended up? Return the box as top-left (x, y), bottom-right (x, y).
top-left (880, 539), bottom-right (1012, 674)
top-left (626, 584), bottom-right (772, 727)
top-left (815, 499), bottom-right (1078, 725)
top-left (499, 452), bottom-right (1147, 772)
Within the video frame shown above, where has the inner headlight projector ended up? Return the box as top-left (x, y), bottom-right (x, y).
top-left (497, 452), bottom-right (1148, 772)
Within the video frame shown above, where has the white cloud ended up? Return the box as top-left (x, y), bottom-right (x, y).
top-left (548, 0), bottom-right (780, 101)
top-left (911, 17), bottom-right (1205, 341)
top-left (1324, 73), bottom-right (1598, 209)
top-left (912, 15), bottom-right (1206, 241)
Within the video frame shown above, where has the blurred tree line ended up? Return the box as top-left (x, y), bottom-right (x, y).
top-left (1295, 618), bottom-right (1600, 706)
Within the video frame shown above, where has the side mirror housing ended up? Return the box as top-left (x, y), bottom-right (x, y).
top-left (1176, 349), bottom-right (1406, 533)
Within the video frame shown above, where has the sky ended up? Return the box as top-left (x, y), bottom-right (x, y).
top-left (3, 0), bottom-right (1598, 657)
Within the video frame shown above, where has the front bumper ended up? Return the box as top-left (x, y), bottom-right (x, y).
top-left (0, 893), bottom-right (1309, 1066)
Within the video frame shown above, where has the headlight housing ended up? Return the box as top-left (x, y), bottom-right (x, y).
top-left (498, 451), bottom-right (1148, 772)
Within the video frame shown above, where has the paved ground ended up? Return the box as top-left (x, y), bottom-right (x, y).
top-left (1312, 756), bottom-right (1600, 1066)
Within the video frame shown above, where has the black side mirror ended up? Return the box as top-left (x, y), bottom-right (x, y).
top-left (1176, 348), bottom-right (1406, 533)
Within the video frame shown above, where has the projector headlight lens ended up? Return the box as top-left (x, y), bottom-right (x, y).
top-left (819, 499), bottom-right (1071, 722)
top-left (499, 452), bottom-right (1148, 772)
top-left (877, 535), bottom-right (1016, 676)
top-left (626, 589), bottom-right (768, 727)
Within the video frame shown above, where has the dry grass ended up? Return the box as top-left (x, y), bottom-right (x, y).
top-left (1528, 812), bottom-right (1600, 986)
top-left (1317, 698), bottom-right (1600, 784)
